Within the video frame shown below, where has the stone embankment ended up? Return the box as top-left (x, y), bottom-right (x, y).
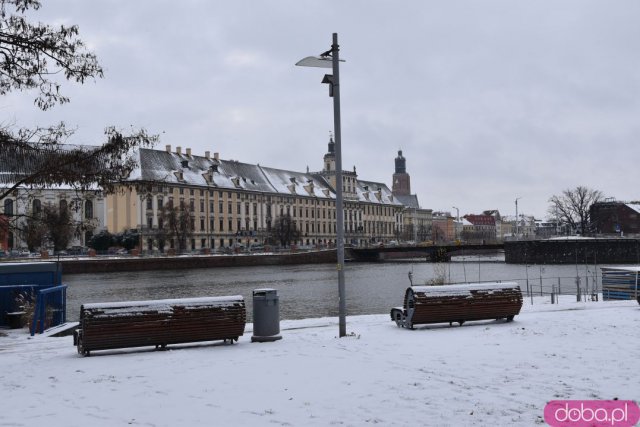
top-left (58, 250), bottom-right (337, 275)
top-left (504, 239), bottom-right (640, 264)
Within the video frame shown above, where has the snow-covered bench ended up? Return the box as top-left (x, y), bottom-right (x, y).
top-left (74, 296), bottom-right (246, 356)
top-left (390, 282), bottom-right (523, 329)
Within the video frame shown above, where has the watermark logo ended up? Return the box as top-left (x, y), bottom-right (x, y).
top-left (544, 400), bottom-right (640, 427)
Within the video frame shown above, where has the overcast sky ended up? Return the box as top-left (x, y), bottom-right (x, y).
top-left (3, 1), bottom-right (640, 219)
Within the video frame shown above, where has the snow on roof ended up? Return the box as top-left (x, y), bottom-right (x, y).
top-left (625, 203), bottom-right (640, 214)
top-left (355, 180), bottom-right (403, 206)
top-left (394, 194), bottom-right (420, 208)
top-left (132, 148), bottom-right (403, 206)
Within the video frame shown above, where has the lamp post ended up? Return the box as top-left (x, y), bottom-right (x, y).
top-left (297, 33), bottom-right (347, 337)
top-left (515, 197), bottom-right (521, 240)
top-left (452, 206), bottom-right (459, 241)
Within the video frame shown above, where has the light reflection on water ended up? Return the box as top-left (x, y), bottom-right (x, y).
top-left (63, 258), bottom-right (604, 321)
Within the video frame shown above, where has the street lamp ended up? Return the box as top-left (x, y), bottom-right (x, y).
top-left (297, 33), bottom-right (347, 337)
top-left (452, 206), bottom-right (459, 241)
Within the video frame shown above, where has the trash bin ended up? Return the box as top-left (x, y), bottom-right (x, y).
top-left (251, 288), bottom-right (282, 342)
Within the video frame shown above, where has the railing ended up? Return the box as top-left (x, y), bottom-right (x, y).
top-left (30, 285), bottom-right (66, 336)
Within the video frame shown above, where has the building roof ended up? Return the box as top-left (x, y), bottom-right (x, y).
top-left (131, 148), bottom-right (401, 206)
top-left (463, 214), bottom-right (496, 226)
top-left (394, 194), bottom-right (420, 209)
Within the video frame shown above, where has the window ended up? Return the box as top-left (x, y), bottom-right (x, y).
top-left (59, 199), bottom-right (67, 213)
top-left (228, 203), bottom-right (232, 214)
top-left (190, 199), bottom-right (195, 211)
top-left (228, 219), bottom-right (233, 231)
top-left (3, 199), bottom-right (13, 216)
top-left (179, 188), bottom-right (184, 195)
top-left (190, 188), bottom-right (194, 196)
top-left (200, 218), bottom-right (205, 230)
top-left (147, 217), bottom-right (153, 228)
top-left (32, 199), bottom-right (41, 215)
top-left (219, 219), bottom-right (224, 231)
top-left (146, 197), bottom-right (152, 210)
top-left (158, 197), bottom-right (163, 208)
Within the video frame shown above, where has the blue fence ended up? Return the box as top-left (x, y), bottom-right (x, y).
top-left (30, 285), bottom-right (67, 335)
top-left (0, 262), bottom-right (63, 329)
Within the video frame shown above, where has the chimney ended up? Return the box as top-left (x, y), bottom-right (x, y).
top-left (165, 144), bottom-right (171, 153)
top-left (186, 148), bottom-right (191, 156)
top-left (214, 152), bottom-right (219, 160)
top-left (205, 151), bottom-right (210, 160)
top-left (176, 146), bottom-right (182, 155)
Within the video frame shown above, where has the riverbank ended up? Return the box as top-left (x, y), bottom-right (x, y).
top-left (43, 249), bottom-right (338, 274)
top-left (1, 298), bottom-right (638, 426)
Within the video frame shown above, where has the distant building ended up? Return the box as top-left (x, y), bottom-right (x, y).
top-left (432, 212), bottom-right (456, 243)
top-left (106, 141), bottom-right (407, 252)
top-left (462, 214), bottom-right (497, 243)
top-left (0, 144), bottom-right (105, 250)
top-left (590, 201), bottom-right (640, 236)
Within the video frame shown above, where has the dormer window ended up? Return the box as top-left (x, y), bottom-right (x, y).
top-left (231, 177), bottom-right (241, 188)
top-left (174, 170), bottom-right (184, 182)
top-left (181, 160), bottom-right (189, 168)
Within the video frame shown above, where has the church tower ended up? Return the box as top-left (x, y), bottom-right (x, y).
top-left (392, 150), bottom-right (411, 196)
top-left (323, 134), bottom-right (336, 172)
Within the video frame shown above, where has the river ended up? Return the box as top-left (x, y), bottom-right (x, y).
top-left (63, 255), bottom-right (605, 322)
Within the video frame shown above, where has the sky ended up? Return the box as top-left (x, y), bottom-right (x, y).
top-left (2, 0), bottom-right (640, 219)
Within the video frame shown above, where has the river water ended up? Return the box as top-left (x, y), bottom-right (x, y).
top-left (63, 255), bottom-right (605, 322)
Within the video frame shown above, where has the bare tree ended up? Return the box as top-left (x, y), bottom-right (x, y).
top-left (158, 202), bottom-right (193, 252)
top-left (0, 0), bottom-right (103, 110)
top-left (0, 1), bottom-right (158, 246)
top-left (548, 186), bottom-right (604, 235)
top-left (40, 203), bottom-right (73, 251)
top-left (22, 210), bottom-right (45, 251)
top-left (272, 214), bottom-right (300, 248)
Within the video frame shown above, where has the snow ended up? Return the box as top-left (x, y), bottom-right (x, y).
top-left (1, 298), bottom-right (638, 426)
top-left (411, 282), bottom-right (519, 297)
top-left (84, 295), bottom-right (243, 310)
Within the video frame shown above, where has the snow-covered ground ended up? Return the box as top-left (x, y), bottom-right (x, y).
top-left (1, 297), bottom-right (638, 426)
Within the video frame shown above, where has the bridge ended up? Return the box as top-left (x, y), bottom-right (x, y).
top-left (348, 243), bottom-right (504, 262)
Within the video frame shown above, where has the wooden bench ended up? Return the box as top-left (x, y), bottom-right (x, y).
top-left (390, 282), bottom-right (523, 329)
top-left (74, 296), bottom-right (246, 356)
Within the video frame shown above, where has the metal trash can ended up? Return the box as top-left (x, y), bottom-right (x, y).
top-left (251, 288), bottom-right (282, 342)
